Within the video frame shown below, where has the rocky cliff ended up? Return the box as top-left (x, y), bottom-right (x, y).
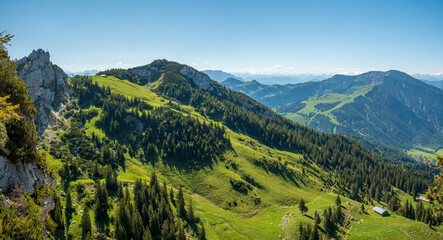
top-left (16, 49), bottom-right (69, 134)
top-left (0, 155), bottom-right (48, 194)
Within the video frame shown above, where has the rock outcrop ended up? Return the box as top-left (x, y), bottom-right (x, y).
top-left (0, 156), bottom-right (47, 194)
top-left (128, 59), bottom-right (164, 83)
top-left (16, 49), bottom-right (69, 134)
top-left (179, 65), bottom-right (218, 92)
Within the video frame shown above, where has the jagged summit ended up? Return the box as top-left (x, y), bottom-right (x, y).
top-left (17, 49), bottom-right (69, 134)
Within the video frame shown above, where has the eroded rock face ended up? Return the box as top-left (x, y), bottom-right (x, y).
top-left (16, 49), bottom-right (69, 134)
top-left (179, 66), bottom-right (217, 92)
top-left (128, 59), bottom-right (165, 83)
top-left (0, 156), bottom-right (47, 194)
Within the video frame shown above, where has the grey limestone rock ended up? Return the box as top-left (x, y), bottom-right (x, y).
top-left (16, 49), bottom-right (69, 134)
top-left (0, 155), bottom-right (47, 194)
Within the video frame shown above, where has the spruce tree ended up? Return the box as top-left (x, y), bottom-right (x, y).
top-left (66, 188), bottom-right (73, 214)
top-left (177, 222), bottom-right (186, 240)
top-left (177, 186), bottom-right (186, 217)
top-left (309, 223), bottom-right (320, 240)
top-left (199, 223), bottom-right (206, 240)
top-left (133, 209), bottom-right (144, 240)
top-left (314, 211), bottom-right (321, 225)
top-left (170, 188), bottom-right (175, 205)
top-left (188, 198), bottom-right (195, 223)
top-left (115, 223), bottom-right (127, 240)
top-left (298, 222), bottom-right (304, 240)
top-left (299, 198), bottom-right (308, 215)
top-left (335, 195), bottom-right (341, 206)
top-left (142, 227), bottom-right (152, 240)
top-left (81, 207), bottom-right (92, 240)
top-left (53, 194), bottom-right (64, 233)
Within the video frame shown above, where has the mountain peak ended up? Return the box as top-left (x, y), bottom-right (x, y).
top-left (17, 49), bottom-right (69, 134)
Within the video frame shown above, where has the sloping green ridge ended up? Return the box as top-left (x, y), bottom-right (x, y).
top-left (43, 76), bottom-right (441, 240)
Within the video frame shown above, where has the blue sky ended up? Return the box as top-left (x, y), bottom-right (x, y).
top-left (1, 0), bottom-right (443, 75)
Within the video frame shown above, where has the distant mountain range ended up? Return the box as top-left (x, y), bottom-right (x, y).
top-left (202, 70), bottom-right (242, 82)
top-left (223, 70), bottom-right (443, 152)
top-left (423, 80), bottom-right (443, 89)
top-left (203, 70), bottom-right (330, 84)
top-left (65, 69), bottom-right (99, 77)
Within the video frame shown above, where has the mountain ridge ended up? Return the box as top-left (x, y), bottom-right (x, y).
top-left (225, 70), bottom-right (443, 151)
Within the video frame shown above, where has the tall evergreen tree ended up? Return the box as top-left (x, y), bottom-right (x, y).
top-left (335, 195), bottom-right (341, 206)
top-left (66, 188), bottom-right (73, 214)
top-left (309, 223), bottom-right (320, 240)
top-left (81, 207), bottom-right (92, 240)
top-left (199, 223), bottom-right (206, 240)
top-left (187, 198), bottom-right (195, 223)
top-left (53, 194), bottom-right (64, 233)
top-left (299, 198), bottom-right (308, 215)
top-left (177, 186), bottom-right (186, 217)
top-left (132, 209), bottom-right (144, 240)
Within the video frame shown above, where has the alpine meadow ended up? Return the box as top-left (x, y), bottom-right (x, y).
top-left (1, 1), bottom-right (443, 240)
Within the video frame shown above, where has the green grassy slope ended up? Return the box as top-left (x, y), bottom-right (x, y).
top-left (282, 86), bottom-right (373, 128)
top-left (42, 75), bottom-right (442, 240)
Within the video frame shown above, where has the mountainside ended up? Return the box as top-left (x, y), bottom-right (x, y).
top-left (3, 47), bottom-right (442, 239)
top-left (226, 70), bottom-right (443, 152)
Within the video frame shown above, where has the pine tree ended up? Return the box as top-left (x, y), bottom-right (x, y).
top-left (361, 203), bottom-right (365, 213)
top-left (115, 223), bottom-right (127, 240)
top-left (309, 223), bottom-right (320, 240)
top-left (65, 188), bottom-right (73, 214)
top-left (314, 211), bottom-right (321, 225)
top-left (299, 198), bottom-right (308, 215)
top-left (335, 195), bottom-right (341, 206)
top-left (105, 165), bottom-right (117, 191)
top-left (81, 207), bottom-right (92, 240)
top-left (177, 186), bottom-right (186, 217)
top-left (188, 198), bottom-right (195, 223)
top-left (199, 223), bottom-right (206, 240)
top-left (170, 188), bottom-right (175, 205)
top-left (142, 227), bottom-right (152, 240)
top-left (177, 222), bottom-right (186, 240)
top-left (93, 160), bottom-right (100, 178)
top-left (94, 181), bottom-right (109, 220)
top-left (323, 208), bottom-right (335, 236)
top-left (132, 209), bottom-right (144, 240)
top-left (53, 194), bottom-right (64, 232)
top-left (298, 222), bottom-right (304, 240)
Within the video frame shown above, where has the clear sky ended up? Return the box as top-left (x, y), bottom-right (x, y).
top-left (1, 0), bottom-right (442, 75)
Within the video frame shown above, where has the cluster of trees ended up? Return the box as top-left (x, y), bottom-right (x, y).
top-left (47, 172), bottom-right (207, 239)
top-left (0, 33), bottom-right (43, 165)
top-left (390, 199), bottom-right (442, 227)
top-left (78, 172), bottom-right (206, 239)
top-left (151, 61), bottom-right (433, 201)
top-left (297, 197), bottom-right (347, 239)
top-left (297, 221), bottom-right (319, 240)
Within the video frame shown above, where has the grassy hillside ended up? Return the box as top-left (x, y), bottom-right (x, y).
top-left (39, 71), bottom-right (442, 240)
top-left (281, 86), bottom-right (373, 128)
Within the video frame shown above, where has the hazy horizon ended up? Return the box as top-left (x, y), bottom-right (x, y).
top-left (2, 0), bottom-right (443, 77)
